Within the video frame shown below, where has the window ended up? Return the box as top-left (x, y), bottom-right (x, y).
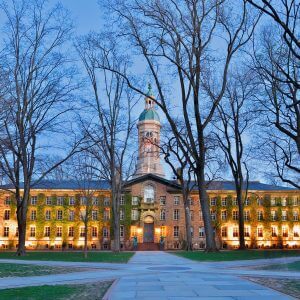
top-left (173, 226), bottom-right (179, 238)
top-left (57, 197), bottom-right (64, 206)
top-left (45, 210), bottom-right (51, 221)
top-left (282, 198), bottom-right (287, 206)
top-left (210, 210), bottom-right (216, 221)
top-left (69, 210), bottom-right (74, 221)
top-left (173, 209), bottom-right (180, 220)
top-left (221, 198), bottom-right (227, 206)
top-left (160, 196), bottom-right (166, 205)
top-left (69, 197), bottom-right (75, 206)
top-left (233, 197), bottom-right (238, 205)
top-left (244, 227), bottom-right (250, 237)
top-left (80, 196), bottom-right (87, 205)
top-left (210, 198), bottom-right (216, 206)
top-left (294, 227), bottom-right (299, 237)
top-left (233, 227), bottom-right (239, 237)
top-left (92, 226), bottom-right (98, 237)
top-left (293, 211), bottom-right (299, 221)
top-left (92, 197), bottom-right (99, 206)
top-left (4, 197), bottom-right (11, 205)
top-left (46, 197), bottom-right (52, 205)
top-left (221, 210), bottom-right (227, 220)
top-left (190, 226), bottom-right (194, 238)
top-left (293, 197), bottom-right (298, 206)
top-left (120, 209), bottom-right (125, 220)
top-left (282, 211), bottom-right (287, 221)
top-left (120, 225), bottom-right (124, 238)
top-left (257, 197), bottom-right (263, 206)
top-left (244, 210), bottom-right (250, 221)
top-left (4, 227), bottom-right (9, 237)
top-left (271, 210), bottom-right (277, 221)
top-left (257, 227), bottom-right (263, 237)
top-left (196, 226), bottom-right (204, 238)
top-left (132, 196), bottom-right (139, 205)
top-left (120, 195), bottom-right (125, 205)
top-left (15, 227), bottom-right (18, 237)
top-left (92, 210), bottom-right (98, 221)
top-left (144, 185), bottom-right (155, 203)
top-left (221, 227), bottom-right (227, 237)
top-left (31, 210), bottom-right (37, 221)
top-left (56, 210), bottom-right (63, 220)
top-left (103, 227), bottom-right (109, 238)
top-left (199, 210), bottom-right (203, 221)
top-left (56, 226), bottom-right (62, 237)
top-left (44, 226), bottom-right (50, 237)
top-left (174, 196), bottom-right (180, 206)
top-left (31, 196), bottom-right (37, 205)
top-left (188, 198), bottom-right (194, 206)
top-left (68, 227), bottom-right (74, 237)
top-left (271, 226), bottom-right (277, 237)
top-left (271, 198), bottom-right (276, 206)
top-left (104, 197), bottom-right (110, 206)
top-left (131, 209), bottom-right (139, 221)
top-left (161, 226), bottom-right (166, 237)
top-left (4, 210), bottom-right (10, 220)
top-left (30, 227), bottom-right (36, 237)
top-left (232, 210), bottom-right (239, 221)
top-left (282, 226), bottom-right (288, 238)
top-left (103, 209), bottom-right (110, 220)
top-left (160, 209), bottom-right (166, 221)
top-left (257, 211), bottom-right (263, 221)
top-left (245, 198), bottom-right (250, 206)
top-left (80, 227), bottom-right (85, 237)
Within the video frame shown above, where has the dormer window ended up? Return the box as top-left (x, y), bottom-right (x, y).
top-left (144, 185), bottom-right (155, 203)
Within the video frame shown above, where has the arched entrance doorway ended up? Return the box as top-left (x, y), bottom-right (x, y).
top-left (143, 215), bottom-right (154, 243)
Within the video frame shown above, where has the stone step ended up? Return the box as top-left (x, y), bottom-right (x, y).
top-left (137, 242), bottom-right (160, 251)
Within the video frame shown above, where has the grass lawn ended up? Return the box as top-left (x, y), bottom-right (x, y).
top-left (0, 251), bottom-right (134, 263)
top-left (253, 260), bottom-right (300, 272)
top-left (245, 277), bottom-right (300, 299)
top-left (0, 281), bottom-right (112, 300)
top-left (173, 250), bottom-right (300, 262)
top-left (0, 263), bottom-right (88, 278)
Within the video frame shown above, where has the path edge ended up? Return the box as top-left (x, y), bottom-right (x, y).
top-left (102, 278), bottom-right (119, 300)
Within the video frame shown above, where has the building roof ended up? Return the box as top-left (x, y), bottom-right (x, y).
top-left (138, 108), bottom-right (160, 122)
top-left (0, 178), bottom-right (296, 192)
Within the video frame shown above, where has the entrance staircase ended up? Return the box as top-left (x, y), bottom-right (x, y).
top-left (137, 242), bottom-right (160, 251)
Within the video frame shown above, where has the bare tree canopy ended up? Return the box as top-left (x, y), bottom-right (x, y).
top-left (0, 0), bottom-right (83, 255)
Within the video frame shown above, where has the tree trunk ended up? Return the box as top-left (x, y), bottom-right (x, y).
top-left (84, 220), bottom-right (88, 259)
top-left (112, 186), bottom-right (120, 253)
top-left (237, 188), bottom-right (245, 250)
top-left (183, 193), bottom-right (193, 251)
top-left (16, 192), bottom-right (28, 256)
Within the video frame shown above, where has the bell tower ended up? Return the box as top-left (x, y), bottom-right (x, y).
top-left (134, 85), bottom-right (165, 178)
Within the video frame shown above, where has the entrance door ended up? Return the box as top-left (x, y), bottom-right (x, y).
top-left (143, 223), bottom-right (154, 243)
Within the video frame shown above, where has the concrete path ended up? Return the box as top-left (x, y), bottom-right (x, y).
top-left (0, 252), bottom-right (299, 299)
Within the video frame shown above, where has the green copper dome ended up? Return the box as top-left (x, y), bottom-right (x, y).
top-left (139, 109), bottom-right (160, 122)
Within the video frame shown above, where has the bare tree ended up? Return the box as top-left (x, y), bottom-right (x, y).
top-left (214, 71), bottom-right (256, 249)
top-left (0, 0), bottom-right (83, 255)
top-left (75, 34), bottom-right (137, 252)
top-left (97, 0), bottom-right (259, 251)
top-left (159, 128), bottom-right (195, 251)
top-left (68, 153), bottom-right (100, 259)
top-left (247, 0), bottom-right (300, 188)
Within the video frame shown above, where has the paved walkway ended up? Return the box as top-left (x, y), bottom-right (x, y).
top-left (1, 252), bottom-right (299, 299)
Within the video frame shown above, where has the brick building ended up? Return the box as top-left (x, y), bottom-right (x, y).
top-left (0, 89), bottom-right (299, 250)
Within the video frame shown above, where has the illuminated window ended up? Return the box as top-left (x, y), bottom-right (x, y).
top-left (4, 210), bottom-right (10, 220)
top-left (244, 210), bottom-right (250, 221)
top-left (271, 210), bottom-right (277, 221)
top-left (161, 226), bottom-right (166, 237)
top-left (44, 227), bottom-right (50, 237)
top-left (30, 227), bottom-right (36, 237)
top-left (282, 226), bottom-right (288, 238)
top-left (221, 210), bottom-right (227, 220)
top-left (293, 211), bottom-right (299, 221)
top-left (257, 211), bottom-right (263, 221)
top-left (282, 211), bottom-right (287, 221)
top-left (92, 226), bottom-right (98, 237)
top-left (244, 226), bottom-right (250, 237)
top-left (68, 227), bottom-right (74, 237)
top-left (257, 227), bottom-right (263, 237)
top-left (4, 227), bottom-right (9, 237)
top-left (221, 227), bottom-right (227, 237)
top-left (271, 226), bottom-right (277, 237)
top-left (233, 227), bottom-right (239, 237)
top-left (80, 227), bottom-right (85, 237)
top-left (56, 226), bottom-right (62, 237)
